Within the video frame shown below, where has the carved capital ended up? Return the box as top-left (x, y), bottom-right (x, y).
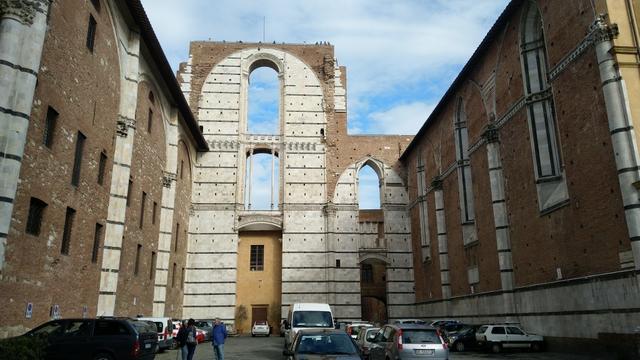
top-left (590, 14), bottom-right (619, 43)
top-left (116, 116), bottom-right (136, 137)
top-left (0, 0), bottom-right (49, 24)
top-left (162, 172), bottom-right (176, 187)
top-left (430, 176), bottom-right (442, 190)
top-left (483, 124), bottom-right (500, 143)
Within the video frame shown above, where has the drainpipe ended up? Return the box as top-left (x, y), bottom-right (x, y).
top-left (592, 15), bottom-right (640, 270)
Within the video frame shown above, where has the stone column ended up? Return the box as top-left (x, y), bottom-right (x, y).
top-left (271, 147), bottom-right (275, 209)
top-left (432, 178), bottom-right (451, 299)
top-left (484, 126), bottom-right (514, 290)
top-left (0, 0), bottom-right (51, 272)
top-left (248, 147), bottom-right (254, 209)
top-left (592, 16), bottom-right (640, 270)
top-left (97, 30), bottom-right (141, 316)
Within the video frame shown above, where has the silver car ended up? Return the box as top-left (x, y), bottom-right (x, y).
top-left (369, 323), bottom-right (448, 360)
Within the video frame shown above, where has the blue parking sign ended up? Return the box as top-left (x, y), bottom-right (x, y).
top-left (25, 302), bottom-right (33, 319)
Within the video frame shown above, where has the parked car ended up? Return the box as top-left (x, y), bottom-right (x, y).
top-left (137, 317), bottom-right (174, 351)
top-left (283, 329), bottom-right (363, 359)
top-left (251, 321), bottom-right (270, 337)
top-left (346, 322), bottom-right (373, 339)
top-left (369, 323), bottom-right (448, 360)
top-left (446, 325), bottom-right (480, 352)
top-left (194, 320), bottom-right (214, 341)
top-left (355, 326), bottom-right (379, 359)
top-left (11, 317), bottom-right (157, 360)
top-left (475, 324), bottom-right (544, 353)
top-left (393, 319), bottom-right (427, 325)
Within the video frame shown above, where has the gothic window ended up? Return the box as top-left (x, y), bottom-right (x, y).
top-left (245, 152), bottom-right (279, 210)
top-left (358, 164), bottom-right (381, 209)
top-left (416, 153), bottom-right (430, 260)
top-left (248, 66), bottom-right (279, 134)
top-left (454, 99), bottom-right (475, 223)
top-left (520, 2), bottom-right (561, 180)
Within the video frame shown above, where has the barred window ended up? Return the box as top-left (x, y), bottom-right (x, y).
top-left (71, 132), bottom-right (86, 186)
top-left (150, 251), bottom-right (157, 280)
top-left (250, 245), bottom-right (264, 271)
top-left (61, 207), bottom-right (76, 255)
top-left (134, 244), bottom-right (142, 275)
top-left (91, 223), bottom-right (103, 263)
top-left (97, 151), bottom-right (107, 185)
top-left (26, 198), bottom-right (47, 236)
top-left (361, 264), bottom-right (373, 283)
top-left (43, 106), bottom-right (58, 148)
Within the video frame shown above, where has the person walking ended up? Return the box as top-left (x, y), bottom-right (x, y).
top-left (176, 320), bottom-right (188, 360)
top-left (211, 318), bottom-right (228, 360)
top-left (177, 319), bottom-right (198, 360)
top-left (184, 318), bottom-right (198, 360)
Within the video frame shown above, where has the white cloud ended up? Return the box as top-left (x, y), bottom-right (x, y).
top-left (366, 101), bottom-right (436, 135)
top-left (140, 0), bottom-right (509, 134)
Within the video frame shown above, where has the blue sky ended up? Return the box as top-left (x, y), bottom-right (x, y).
top-left (139, 0), bottom-right (510, 208)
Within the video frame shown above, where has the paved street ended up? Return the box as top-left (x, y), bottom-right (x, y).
top-left (155, 336), bottom-right (608, 360)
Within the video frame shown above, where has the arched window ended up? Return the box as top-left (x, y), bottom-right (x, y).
top-left (248, 67), bottom-right (279, 134)
top-left (358, 164), bottom-right (381, 209)
top-left (454, 99), bottom-right (474, 223)
top-left (244, 151), bottom-right (279, 210)
top-left (520, 2), bottom-right (560, 179)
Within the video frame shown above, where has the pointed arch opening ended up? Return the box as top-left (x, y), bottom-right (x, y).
top-left (248, 66), bottom-right (279, 134)
top-left (358, 164), bottom-right (381, 209)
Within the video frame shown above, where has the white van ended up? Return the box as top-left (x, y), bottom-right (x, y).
top-left (137, 317), bottom-right (175, 351)
top-left (284, 303), bottom-right (334, 348)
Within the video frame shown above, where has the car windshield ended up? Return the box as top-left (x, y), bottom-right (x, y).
top-left (130, 320), bottom-right (156, 334)
top-left (296, 333), bottom-right (358, 355)
top-left (402, 330), bottom-right (441, 344)
top-left (255, 321), bottom-right (267, 326)
top-left (292, 311), bottom-right (333, 328)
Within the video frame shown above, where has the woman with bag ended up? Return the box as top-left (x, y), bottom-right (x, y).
top-left (176, 319), bottom-right (197, 360)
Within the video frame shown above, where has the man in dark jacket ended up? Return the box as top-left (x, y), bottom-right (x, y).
top-left (176, 320), bottom-right (188, 360)
top-left (211, 318), bottom-right (228, 360)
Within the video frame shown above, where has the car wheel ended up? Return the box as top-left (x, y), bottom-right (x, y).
top-left (491, 342), bottom-right (502, 354)
top-left (93, 353), bottom-right (113, 360)
top-left (455, 341), bottom-right (465, 352)
top-left (531, 342), bottom-right (542, 352)
top-left (251, 333), bottom-right (255, 337)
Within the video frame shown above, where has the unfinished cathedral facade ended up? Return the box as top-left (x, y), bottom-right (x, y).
top-left (176, 43), bottom-right (415, 331)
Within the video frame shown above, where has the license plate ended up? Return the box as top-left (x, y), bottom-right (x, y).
top-left (415, 349), bottom-right (434, 355)
top-left (145, 343), bottom-right (151, 349)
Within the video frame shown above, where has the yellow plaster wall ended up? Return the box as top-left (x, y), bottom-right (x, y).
top-left (235, 231), bottom-right (282, 334)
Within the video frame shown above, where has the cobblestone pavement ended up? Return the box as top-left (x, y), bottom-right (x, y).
top-left (155, 336), bottom-right (610, 360)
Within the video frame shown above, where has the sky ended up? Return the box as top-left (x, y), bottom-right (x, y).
top-left (139, 0), bottom-right (510, 208)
